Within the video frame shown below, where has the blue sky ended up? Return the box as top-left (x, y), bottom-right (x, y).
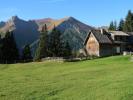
top-left (0, 0), bottom-right (133, 27)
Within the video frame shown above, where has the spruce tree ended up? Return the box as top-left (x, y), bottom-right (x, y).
top-left (22, 44), bottom-right (32, 61)
top-left (63, 41), bottom-right (72, 58)
top-left (0, 35), bottom-right (3, 62)
top-left (118, 19), bottom-right (125, 31)
top-left (34, 24), bottom-right (48, 61)
top-left (2, 31), bottom-right (19, 63)
top-left (109, 21), bottom-right (117, 31)
top-left (124, 10), bottom-right (133, 32)
top-left (109, 21), bottom-right (115, 31)
top-left (11, 32), bottom-right (19, 60)
top-left (48, 27), bottom-right (63, 57)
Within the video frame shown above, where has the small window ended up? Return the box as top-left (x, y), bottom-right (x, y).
top-left (115, 36), bottom-right (120, 41)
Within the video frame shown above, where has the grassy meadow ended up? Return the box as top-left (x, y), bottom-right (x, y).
top-left (0, 56), bottom-right (133, 100)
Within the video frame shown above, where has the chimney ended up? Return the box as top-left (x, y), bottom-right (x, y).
top-left (100, 28), bottom-right (104, 34)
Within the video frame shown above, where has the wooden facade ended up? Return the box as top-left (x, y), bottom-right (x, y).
top-left (99, 44), bottom-right (114, 57)
top-left (86, 33), bottom-right (100, 56)
top-left (110, 31), bottom-right (133, 54)
top-left (84, 30), bottom-right (133, 57)
top-left (85, 31), bottom-right (113, 57)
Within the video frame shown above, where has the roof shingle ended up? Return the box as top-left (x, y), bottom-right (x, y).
top-left (84, 30), bottom-right (112, 45)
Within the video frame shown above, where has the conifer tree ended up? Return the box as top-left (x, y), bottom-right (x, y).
top-left (109, 21), bottom-right (117, 31)
top-left (63, 41), bottom-right (72, 57)
top-left (48, 27), bottom-right (64, 57)
top-left (2, 31), bottom-right (19, 63)
top-left (109, 21), bottom-right (115, 31)
top-left (118, 19), bottom-right (125, 31)
top-left (0, 35), bottom-right (3, 62)
top-left (124, 10), bottom-right (133, 32)
top-left (34, 24), bottom-right (48, 61)
top-left (22, 44), bottom-right (32, 61)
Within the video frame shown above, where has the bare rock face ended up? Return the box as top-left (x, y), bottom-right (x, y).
top-left (34, 17), bottom-right (94, 51)
top-left (0, 16), bottom-right (39, 52)
top-left (0, 16), bottom-right (94, 55)
top-left (0, 21), bottom-right (6, 28)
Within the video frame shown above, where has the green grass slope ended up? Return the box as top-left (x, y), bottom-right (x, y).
top-left (0, 56), bottom-right (133, 100)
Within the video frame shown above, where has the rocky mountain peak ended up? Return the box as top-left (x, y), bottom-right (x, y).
top-left (61, 16), bottom-right (75, 21)
top-left (11, 16), bottom-right (20, 21)
top-left (0, 16), bottom-right (94, 52)
top-left (0, 21), bottom-right (6, 28)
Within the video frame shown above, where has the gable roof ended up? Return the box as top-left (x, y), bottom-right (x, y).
top-left (109, 31), bottom-right (129, 36)
top-left (127, 32), bottom-right (133, 36)
top-left (84, 30), bottom-right (112, 45)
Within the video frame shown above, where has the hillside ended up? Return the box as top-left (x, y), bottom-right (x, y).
top-left (0, 16), bottom-right (94, 53)
top-left (0, 56), bottom-right (133, 100)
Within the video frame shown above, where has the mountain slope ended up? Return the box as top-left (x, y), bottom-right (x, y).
top-left (0, 16), bottom-right (94, 56)
top-left (0, 21), bottom-right (6, 28)
top-left (56, 17), bottom-right (94, 50)
top-left (32, 17), bottom-right (94, 52)
top-left (0, 16), bottom-right (39, 51)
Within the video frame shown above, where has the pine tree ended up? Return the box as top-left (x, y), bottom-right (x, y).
top-left (118, 19), bottom-right (125, 31)
top-left (109, 21), bottom-right (117, 31)
top-left (124, 10), bottom-right (133, 32)
top-left (0, 35), bottom-right (3, 62)
top-left (34, 24), bottom-right (48, 61)
top-left (2, 31), bottom-right (19, 63)
top-left (22, 44), bottom-right (32, 61)
top-left (11, 32), bottom-right (19, 61)
top-left (63, 41), bottom-right (72, 57)
top-left (48, 27), bottom-right (64, 57)
top-left (109, 21), bottom-right (115, 31)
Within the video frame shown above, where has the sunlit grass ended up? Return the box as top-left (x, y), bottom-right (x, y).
top-left (0, 56), bottom-right (133, 100)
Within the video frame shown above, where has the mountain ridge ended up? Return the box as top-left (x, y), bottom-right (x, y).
top-left (0, 16), bottom-right (94, 55)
